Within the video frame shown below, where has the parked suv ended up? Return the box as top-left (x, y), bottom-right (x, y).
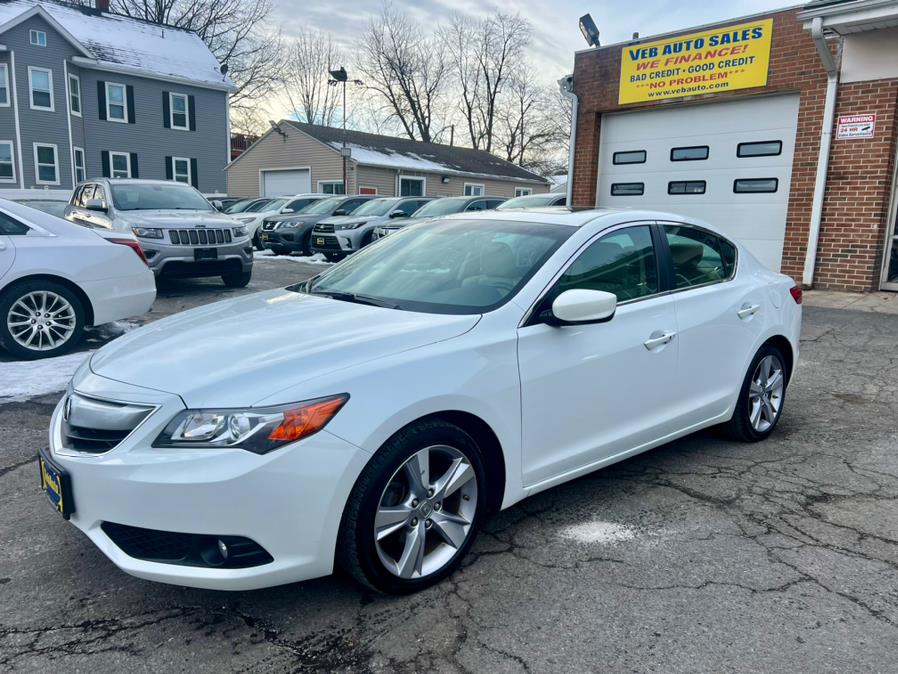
top-left (259, 195), bottom-right (375, 256)
top-left (65, 179), bottom-right (253, 287)
top-left (372, 196), bottom-right (507, 239)
top-left (232, 194), bottom-right (329, 249)
top-left (309, 197), bottom-right (433, 259)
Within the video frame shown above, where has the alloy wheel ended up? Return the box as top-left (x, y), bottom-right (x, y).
top-left (374, 444), bottom-right (478, 579)
top-left (748, 354), bottom-right (784, 433)
top-left (7, 290), bottom-right (77, 352)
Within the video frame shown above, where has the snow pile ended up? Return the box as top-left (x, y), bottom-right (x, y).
top-left (558, 520), bottom-right (637, 544)
top-left (254, 251), bottom-right (331, 264)
top-left (331, 144), bottom-right (450, 173)
top-left (0, 352), bottom-right (90, 402)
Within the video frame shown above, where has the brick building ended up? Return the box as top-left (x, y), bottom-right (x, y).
top-left (568, 0), bottom-right (898, 292)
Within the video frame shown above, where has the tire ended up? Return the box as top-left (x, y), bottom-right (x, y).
top-left (337, 419), bottom-right (488, 594)
top-left (252, 231), bottom-right (263, 251)
top-left (300, 232), bottom-right (313, 256)
top-left (324, 252), bottom-right (343, 262)
top-left (723, 344), bottom-right (788, 442)
top-left (360, 231), bottom-right (374, 248)
top-left (221, 270), bottom-right (252, 288)
top-left (0, 280), bottom-right (85, 360)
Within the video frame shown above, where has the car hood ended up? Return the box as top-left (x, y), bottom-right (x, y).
top-left (119, 210), bottom-right (238, 228)
top-left (88, 289), bottom-right (479, 407)
top-left (318, 215), bottom-right (361, 225)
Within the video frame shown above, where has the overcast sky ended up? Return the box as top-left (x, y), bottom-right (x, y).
top-left (270, 0), bottom-right (800, 82)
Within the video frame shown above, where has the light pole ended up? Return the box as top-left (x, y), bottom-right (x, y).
top-left (328, 67), bottom-right (364, 195)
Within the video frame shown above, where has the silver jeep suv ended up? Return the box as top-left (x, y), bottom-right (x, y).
top-left (65, 179), bottom-right (253, 287)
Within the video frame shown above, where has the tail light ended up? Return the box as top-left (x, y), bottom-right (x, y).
top-left (109, 238), bottom-right (149, 266)
top-left (789, 286), bottom-right (802, 304)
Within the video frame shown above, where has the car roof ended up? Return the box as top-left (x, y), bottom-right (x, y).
top-left (440, 207), bottom-right (722, 231)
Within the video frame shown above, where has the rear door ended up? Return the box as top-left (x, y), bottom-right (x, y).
top-left (0, 211), bottom-right (23, 280)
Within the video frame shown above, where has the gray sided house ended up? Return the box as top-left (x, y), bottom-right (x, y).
top-left (0, 0), bottom-right (232, 193)
top-left (226, 120), bottom-right (550, 199)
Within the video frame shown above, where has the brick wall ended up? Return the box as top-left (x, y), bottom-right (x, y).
top-left (571, 11), bottom-right (833, 287)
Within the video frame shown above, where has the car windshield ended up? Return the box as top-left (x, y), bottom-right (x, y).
top-left (15, 199), bottom-right (68, 217)
top-left (224, 199), bottom-right (254, 214)
top-left (110, 184), bottom-right (214, 211)
top-left (302, 219), bottom-right (571, 314)
top-left (351, 199), bottom-right (399, 217)
top-left (410, 198), bottom-right (467, 218)
top-left (301, 197), bottom-right (343, 215)
top-left (498, 194), bottom-right (563, 209)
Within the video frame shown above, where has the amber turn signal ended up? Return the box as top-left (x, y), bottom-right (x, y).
top-left (268, 394), bottom-right (349, 442)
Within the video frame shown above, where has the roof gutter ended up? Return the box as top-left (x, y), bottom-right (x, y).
top-left (558, 75), bottom-right (578, 207)
top-left (802, 17), bottom-right (839, 287)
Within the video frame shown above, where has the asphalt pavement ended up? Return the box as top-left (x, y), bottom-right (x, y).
top-left (1, 263), bottom-right (896, 673)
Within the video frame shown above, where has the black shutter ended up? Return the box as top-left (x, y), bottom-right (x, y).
top-left (188, 95), bottom-right (196, 131)
top-left (126, 85), bottom-right (135, 123)
top-left (129, 153), bottom-right (139, 178)
top-left (97, 81), bottom-right (107, 120)
top-left (162, 91), bottom-right (170, 128)
top-left (100, 151), bottom-right (110, 178)
top-left (164, 156), bottom-right (173, 180)
top-left (190, 158), bottom-right (198, 188)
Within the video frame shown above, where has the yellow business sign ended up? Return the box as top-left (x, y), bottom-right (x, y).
top-left (618, 19), bottom-right (773, 105)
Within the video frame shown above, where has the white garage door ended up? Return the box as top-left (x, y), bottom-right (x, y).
top-left (597, 95), bottom-right (800, 271)
top-left (261, 168), bottom-right (311, 197)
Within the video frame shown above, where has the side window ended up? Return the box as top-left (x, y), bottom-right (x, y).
top-left (486, 199), bottom-right (505, 209)
top-left (396, 199), bottom-right (422, 216)
top-left (466, 200), bottom-right (487, 212)
top-left (0, 211), bottom-right (29, 234)
top-left (663, 225), bottom-right (734, 289)
top-left (557, 225), bottom-right (659, 301)
top-left (341, 198), bottom-right (367, 213)
top-left (93, 185), bottom-right (107, 205)
top-left (77, 184), bottom-right (94, 206)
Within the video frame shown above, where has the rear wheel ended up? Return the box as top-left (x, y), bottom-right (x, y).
top-left (337, 420), bottom-right (487, 594)
top-left (724, 344), bottom-right (787, 442)
top-left (0, 280), bottom-right (85, 359)
top-left (221, 270), bottom-right (252, 288)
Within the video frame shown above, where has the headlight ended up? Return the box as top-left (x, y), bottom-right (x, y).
top-left (279, 221), bottom-right (298, 229)
top-left (233, 225), bottom-right (248, 237)
top-left (132, 227), bottom-right (163, 239)
top-left (152, 394), bottom-right (349, 454)
top-left (336, 222), bottom-right (366, 231)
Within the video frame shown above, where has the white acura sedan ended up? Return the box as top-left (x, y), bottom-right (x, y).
top-left (0, 199), bottom-right (155, 359)
top-left (40, 209), bottom-right (801, 594)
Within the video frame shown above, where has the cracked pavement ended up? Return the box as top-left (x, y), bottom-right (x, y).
top-left (1, 265), bottom-right (897, 672)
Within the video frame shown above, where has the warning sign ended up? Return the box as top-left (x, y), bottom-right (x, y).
top-left (836, 114), bottom-right (876, 140)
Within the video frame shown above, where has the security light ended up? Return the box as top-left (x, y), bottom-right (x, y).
top-left (579, 14), bottom-right (600, 48)
top-left (329, 67), bottom-right (348, 82)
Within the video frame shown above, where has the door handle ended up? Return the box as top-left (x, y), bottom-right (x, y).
top-left (643, 330), bottom-right (676, 350)
top-left (737, 303), bottom-right (760, 319)
top-left (0, 240), bottom-right (6, 250)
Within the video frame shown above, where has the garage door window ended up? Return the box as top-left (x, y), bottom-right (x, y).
top-left (668, 181), bottom-right (706, 195)
top-left (670, 146), bottom-right (709, 162)
top-left (664, 225), bottom-right (736, 289)
top-left (612, 150), bottom-right (646, 165)
top-left (734, 178), bottom-right (778, 193)
top-left (737, 141), bottom-right (782, 158)
top-left (610, 182), bottom-right (644, 196)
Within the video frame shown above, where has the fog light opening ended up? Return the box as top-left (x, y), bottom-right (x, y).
top-left (218, 539), bottom-right (229, 559)
top-left (198, 537), bottom-right (228, 566)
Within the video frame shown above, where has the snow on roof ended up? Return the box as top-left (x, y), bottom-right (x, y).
top-left (0, 0), bottom-right (233, 89)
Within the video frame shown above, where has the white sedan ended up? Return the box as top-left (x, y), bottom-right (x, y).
top-left (40, 209), bottom-right (801, 593)
top-left (0, 199), bottom-right (155, 359)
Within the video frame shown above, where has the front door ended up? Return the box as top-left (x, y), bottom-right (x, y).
top-left (517, 224), bottom-right (680, 487)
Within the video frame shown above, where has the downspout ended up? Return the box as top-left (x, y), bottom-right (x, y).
top-left (803, 17), bottom-right (839, 287)
top-left (558, 75), bottom-right (578, 207)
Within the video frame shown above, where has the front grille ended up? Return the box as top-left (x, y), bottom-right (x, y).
top-left (102, 522), bottom-right (274, 569)
top-left (61, 393), bottom-right (154, 454)
top-left (316, 223), bottom-right (335, 233)
top-left (169, 228), bottom-right (233, 246)
top-left (311, 235), bottom-right (341, 250)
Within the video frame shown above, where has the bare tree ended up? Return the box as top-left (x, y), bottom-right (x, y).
top-left (284, 29), bottom-right (342, 126)
top-left (441, 13), bottom-right (531, 152)
top-left (497, 77), bottom-right (568, 175)
top-left (357, 4), bottom-right (449, 142)
top-left (110, 0), bottom-right (284, 112)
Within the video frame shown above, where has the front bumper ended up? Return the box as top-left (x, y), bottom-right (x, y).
top-left (47, 375), bottom-right (370, 590)
top-left (139, 238), bottom-right (254, 278)
top-left (310, 229), bottom-right (362, 254)
top-left (260, 226), bottom-right (307, 252)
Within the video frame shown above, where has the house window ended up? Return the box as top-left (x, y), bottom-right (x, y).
top-left (68, 74), bottom-right (81, 116)
top-left (33, 143), bottom-right (59, 185)
top-left (28, 67), bottom-right (54, 111)
top-left (610, 182), bottom-right (644, 196)
top-left (733, 178), bottom-right (778, 193)
top-left (0, 141), bottom-right (15, 182)
top-left (399, 176), bottom-right (425, 196)
top-left (670, 146), bottom-right (709, 162)
top-left (737, 141), bottom-right (782, 158)
top-left (612, 150), bottom-right (646, 165)
top-left (169, 92), bottom-right (189, 130)
top-left (0, 64), bottom-right (9, 107)
top-left (317, 180), bottom-right (345, 195)
top-left (29, 30), bottom-right (47, 47)
top-left (172, 157), bottom-right (191, 184)
top-left (668, 180), bottom-right (707, 195)
top-left (73, 147), bottom-right (85, 183)
top-left (110, 151), bottom-right (132, 178)
top-left (514, 187), bottom-right (532, 197)
top-left (106, 82), bottom-right (127, 122)
top-left (463, 183), bottom-right (484, 197)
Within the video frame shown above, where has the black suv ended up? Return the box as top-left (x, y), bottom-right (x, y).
top-left (259, 195), bottom-right (375, 256)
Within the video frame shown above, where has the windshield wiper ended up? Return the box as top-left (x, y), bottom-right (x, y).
top-left (311, 289), bottom-right (400, 309)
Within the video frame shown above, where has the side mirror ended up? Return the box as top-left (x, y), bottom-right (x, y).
top-left (211, 199), bottom-right (223, 209)
top-left (543, 289), bottom-right (617, 326)
top-left (389, 210), bottom-right (407, 219)
top-left (333, 208), bottom-right (347, 216)
top-left (84, 198), bottom-right (106, 212)
top-left (282, 208), bottom-right (295, 214)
